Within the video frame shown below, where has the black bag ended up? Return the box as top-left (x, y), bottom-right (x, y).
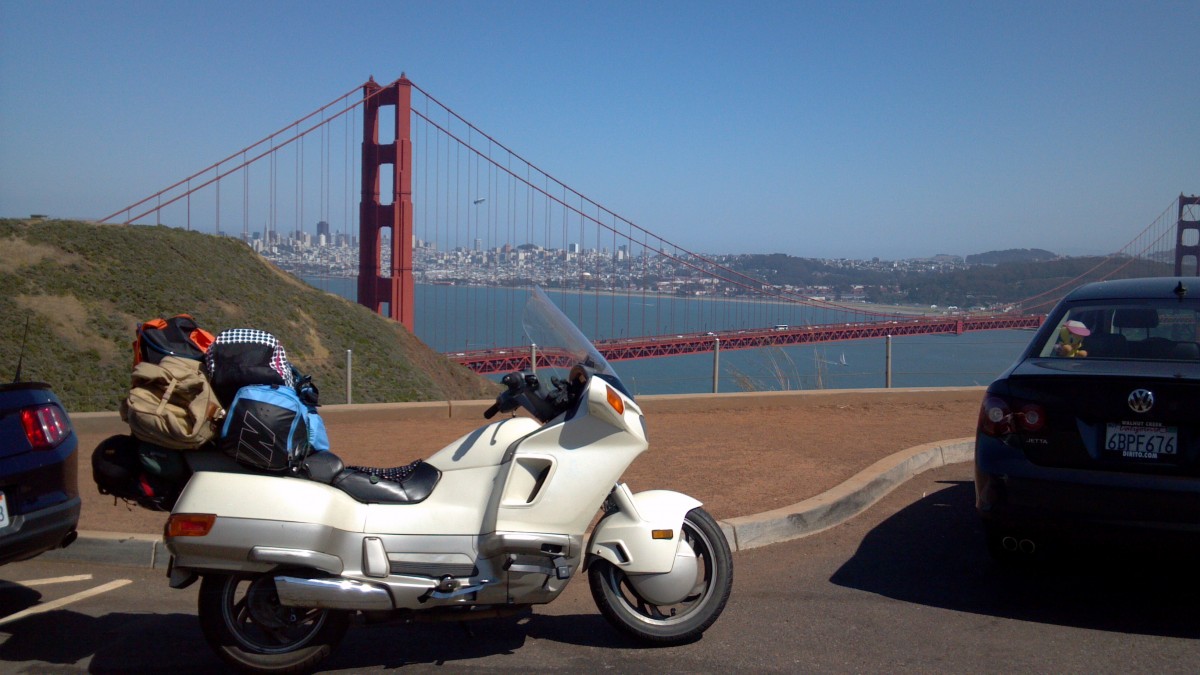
top-left (91, 434), bottom-right (190, 511)
top-left (205, 329), bottom-right (294, 408)
top-left (134, 315), bottom-right (214, 366)
top-left (219, 385), bottom-right (326, 472)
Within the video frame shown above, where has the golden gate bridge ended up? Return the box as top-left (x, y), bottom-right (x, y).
top-left (100, 76), bottom-right (1199, 375)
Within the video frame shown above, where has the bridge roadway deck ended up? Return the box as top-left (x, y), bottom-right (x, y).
top-left (452, 314), bottom-right (1044, 374)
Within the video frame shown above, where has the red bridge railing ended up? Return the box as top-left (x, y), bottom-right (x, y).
top-left (450, 314), bottom-right (1044, 375)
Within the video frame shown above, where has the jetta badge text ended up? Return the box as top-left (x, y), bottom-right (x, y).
top-left (1127, 389), bottom-right (1155, 414)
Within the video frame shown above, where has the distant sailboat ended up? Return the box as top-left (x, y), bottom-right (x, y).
top-left (814, 350), bottom-right (849, 367)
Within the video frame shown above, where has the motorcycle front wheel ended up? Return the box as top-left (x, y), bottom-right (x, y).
top-left (588, 506), bottom-right (733, 644)
top-left (197, 573), bottom-right (350, 674)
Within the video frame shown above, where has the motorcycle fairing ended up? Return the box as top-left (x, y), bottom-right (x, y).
top-left (588, 484), bottom-right (703, 574)
top-left (361, 416), bottom-right (542, 535)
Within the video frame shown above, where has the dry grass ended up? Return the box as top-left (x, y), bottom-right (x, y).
top-left (13, 294), bottom-right (123, 363)
top-left (0, 236), bottom-right (82, 273)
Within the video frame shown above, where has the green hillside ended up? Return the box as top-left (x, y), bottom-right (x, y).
top-left (0, 218), bottom-right (495, 412)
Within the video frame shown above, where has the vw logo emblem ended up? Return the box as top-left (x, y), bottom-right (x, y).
top-left (1127, 389), bottom-right (1155, 413)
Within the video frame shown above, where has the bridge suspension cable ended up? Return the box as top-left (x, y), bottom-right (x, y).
top-left (100, 83), bottom-right (370, 227)
top-left (1014, 197), bottom-right (1180, 313)
top-left (100, 76), bottom-right (1189, 370)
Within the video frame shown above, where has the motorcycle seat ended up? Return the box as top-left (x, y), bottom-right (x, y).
top-left (300, 452), bottom-right (440, 504)
top-left (333, 461), bottom-right (441, 504)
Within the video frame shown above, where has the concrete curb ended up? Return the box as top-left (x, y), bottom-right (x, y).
top-left (718, 437), bottom-right (975, 551)
top-left (41, 531), bottom-right (171, 569)
top-left (42, 437), bottom-right (975, 569)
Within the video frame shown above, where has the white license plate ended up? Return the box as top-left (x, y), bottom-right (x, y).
top-left (0, 491), bottom-right (9, 530)
top-left (1105, 422), bottom-right (1178, 459)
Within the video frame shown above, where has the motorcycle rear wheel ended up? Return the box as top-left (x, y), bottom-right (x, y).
top-left (588, 506), bottom-right (733, 644)
top-left (198, 573), bottom-right (350, 674)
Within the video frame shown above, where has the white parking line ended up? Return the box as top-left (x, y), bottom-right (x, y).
top-left (0, 579), bottom-right (132, 628)
top-left (19, 574), bottom-right (93, 587)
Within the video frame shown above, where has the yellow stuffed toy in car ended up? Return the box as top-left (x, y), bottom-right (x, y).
top-left (1054, 320), bottom-right (1090, 357)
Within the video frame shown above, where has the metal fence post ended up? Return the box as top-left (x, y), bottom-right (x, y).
top-left (885, 335), bottom-right (892, 388)
top-left (346, 349), bottom-right (353, 404)
top-left (712, 337), bottom-right (720, 393)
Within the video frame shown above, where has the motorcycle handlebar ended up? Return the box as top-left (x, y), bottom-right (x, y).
top-left (484, 369), bottom-right (573, 423)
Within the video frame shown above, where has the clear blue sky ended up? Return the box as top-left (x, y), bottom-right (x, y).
top-left (2, 0), bottom-right (1196, 260)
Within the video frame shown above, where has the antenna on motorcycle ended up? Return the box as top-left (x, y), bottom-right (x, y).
top-left (12, 315), bottom-right (31, 383)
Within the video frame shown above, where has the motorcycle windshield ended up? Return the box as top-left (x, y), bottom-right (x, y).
top-left (522, 287), bottom-right (630, 396)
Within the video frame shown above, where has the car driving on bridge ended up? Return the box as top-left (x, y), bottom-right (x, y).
top-left (975, 277), bottom-right (1200, 562)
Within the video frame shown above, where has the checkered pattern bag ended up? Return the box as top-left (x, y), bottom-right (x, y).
top-left (205, 329), bottom-right (295, 408)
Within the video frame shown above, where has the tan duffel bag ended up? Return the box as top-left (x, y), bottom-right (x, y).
top-left (120, 355), bottom-right (225, 450)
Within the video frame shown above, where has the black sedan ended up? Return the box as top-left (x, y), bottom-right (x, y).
top-left (975, 277), bottom-right (1200, 561)
top-left (0, 381), bottom-right (80, 565)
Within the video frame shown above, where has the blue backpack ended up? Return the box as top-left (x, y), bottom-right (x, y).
top-left (219, 384), bottom-right (330, 472)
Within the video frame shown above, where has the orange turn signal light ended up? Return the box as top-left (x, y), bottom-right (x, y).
top-left (651, 529), bottom-right (674, 540)
top-left (166, 513), bottom-right (216, 537)
top-left (606, 386), bottom-right (625, 415)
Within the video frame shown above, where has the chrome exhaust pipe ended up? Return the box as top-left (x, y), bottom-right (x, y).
top-left (1018, 539), bottom-right (1036, 554)
top-left (274, 576), bottom-right (395, 611)
top-left (1001, 536), bottom-right (1019, 552)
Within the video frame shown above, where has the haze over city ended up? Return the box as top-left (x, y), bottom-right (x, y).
top-left (2, 0), bottom-right (1196, 261)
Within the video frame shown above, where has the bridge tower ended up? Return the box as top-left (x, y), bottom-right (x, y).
top-left (1176, 194), bottom-right (1200, 276)
top-left (358, 76), bottom-right (415, 330)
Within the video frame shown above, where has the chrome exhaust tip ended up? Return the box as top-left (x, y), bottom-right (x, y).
top-left (1001, 536), bottom-right (1019, 552)
top-left (1018, 539), bottom-right (1036, 554)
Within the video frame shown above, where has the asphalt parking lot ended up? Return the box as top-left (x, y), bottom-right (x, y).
top-left (3, 463), bottom-right (1198, 673)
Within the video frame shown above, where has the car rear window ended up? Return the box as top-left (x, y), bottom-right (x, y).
top-left (1038, 300), bottom-right (1200, 361)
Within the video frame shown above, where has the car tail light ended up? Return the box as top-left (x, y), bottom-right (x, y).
top-left (1017, 403), bottom-right (1046, 432)
top-left (978, 396), bottom-right (1011, 436)
top-left (978, 396), bottom-right (1047, 437)
top-left (20, 403), bottom-right (71, 450)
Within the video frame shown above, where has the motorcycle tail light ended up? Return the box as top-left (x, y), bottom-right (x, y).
top-left (167, 514), bottom-right (216, 537)
top-left (606, 385), bottom-right (625, 415)
top-left (20, 404), bottom-right (71, 450)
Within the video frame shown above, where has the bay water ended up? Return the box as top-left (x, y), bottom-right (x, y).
top-left (305, 277), bottom-right (1033, 396)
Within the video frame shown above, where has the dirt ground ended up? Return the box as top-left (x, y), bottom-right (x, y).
top-left (76, 389), bottom-right (983, 534)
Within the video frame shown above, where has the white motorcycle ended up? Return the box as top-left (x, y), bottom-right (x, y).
top-left (164, 288), bottom-right (733, 673)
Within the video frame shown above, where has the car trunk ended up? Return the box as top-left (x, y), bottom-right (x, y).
top-left (1001, 359), bottom-right (1199, 475)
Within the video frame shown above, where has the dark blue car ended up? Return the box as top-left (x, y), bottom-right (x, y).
top-left (0, 381), bottom-right (80, 565)
top-left (975, 277), bottom-right (1200, 561)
